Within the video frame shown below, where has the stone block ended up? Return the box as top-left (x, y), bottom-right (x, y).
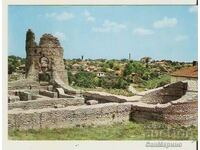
top-left (8, 95), bottom-right (20, 103)
top-left (39, 90), bottom-right (58, 98)
top-left (47, 85), bottom-right (53, 91)
top-left (86, 100), bottom-right (98, 105)
top-left (54, 104), bottom-right (65, 108)
top-left (19, 91), bottom-right (32, 101)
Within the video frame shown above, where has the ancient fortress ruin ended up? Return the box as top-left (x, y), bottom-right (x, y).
top-left (8, 30), bottom-right (198, 131)
top-left (25, 29), bottom-right (68, 84)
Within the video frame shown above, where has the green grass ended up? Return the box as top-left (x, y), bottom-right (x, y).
top-left (9, 121), bottom-right (197, 140)
top-left (143, 75), bottom-right (171, 89)
top-left (73, 86), bottom-right (135, 97)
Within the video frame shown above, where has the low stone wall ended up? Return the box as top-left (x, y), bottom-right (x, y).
top-left (18, 91), bottom-right (32, 101)
top-left (171, 77), bottom-right (197, 92)
top-left (141, 81), bottom-right (187, 104)
top-left (9, 89), bottom-right (40, 96)
top-left (83, 91), bottom-right (135, 103)
top-left (55, 87), bottom-right (75, 98)
top-left (8, 98), bottom-right (85, 110)
top-left (162, 100), bottom-right (197, 126)
top-left (39, 90), bottom-right (58, 98)
top-left (8, 96), bottom-right (197, 131)
top-left (8, 103), bottom-right (132, 131)
top-left (8, 79), bottom-right (40, 90)
top-left (8, 96), bottom-right (20, 103)
top-left (13, 90), bottom-right (41, 101)
top-left (131, 99), bottom-right (198, 126)
top-left (8, 81), bottom-right (198, 130)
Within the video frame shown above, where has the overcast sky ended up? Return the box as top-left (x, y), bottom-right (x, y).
top-left (8, 6), bottom-right (197, 61)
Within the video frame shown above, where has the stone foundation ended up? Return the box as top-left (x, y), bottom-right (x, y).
top-left (8, 96), bottom-right (20, 103)
top-left (8, 98), bottom-right (197, 131)
top-left (39, 90), bottom-right (58, 98)
top-left (8, 79), bottom-right (40, 90)
top-left (83, 91), bottom-right (135, 103)
top-left (140, 81), bottom-right (188, 104)
top-left (8, 98), bottom-right (85, 110)
top-left (8, 103), bottom-right (131, 130)
top-left (131, 100), bottom-right (197, 126)
top-left (8, 81), bottom-right (198, 131)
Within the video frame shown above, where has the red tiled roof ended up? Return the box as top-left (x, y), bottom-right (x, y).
top-left (171, 66), bottom-right (198, 78)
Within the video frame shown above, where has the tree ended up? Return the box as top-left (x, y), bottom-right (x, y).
top-left (115, 77), bottom-right (128, 89)
top-left (8, 55), bottom-right (26, 74)
top-left (67, 71), bottom-right (74, 85)
top-left (8, 63), bottom-right (15, 74)
top-left (105, 60), bottom-right (114, 69)
top-left (113, 64), bottom-right (120, 71)
top-left (123, 61), bottom-right (145, 76)
top-left (74, 71), bottom-right (96, 88)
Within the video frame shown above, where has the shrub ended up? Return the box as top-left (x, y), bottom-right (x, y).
top-left (143, 75), bottom-right (170, 89)
top-left (8, 55), bottom-right (25, 74)
top-left (123, 61), bottom-right (145, 76)
top-left (67, 71), bottom-right (74, 85)
top-left (114, 77), bottom-right (128, 89)
top-left (73, 71), bottom-right (96, 88)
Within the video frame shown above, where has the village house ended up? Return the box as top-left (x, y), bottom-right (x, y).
top-left (170, 63), bottom-right (198, 92)
top-left (84, 66), bottom-right (98, 72)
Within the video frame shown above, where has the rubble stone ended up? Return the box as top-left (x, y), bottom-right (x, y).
top-left (86, 100), bottom-right (98, 105)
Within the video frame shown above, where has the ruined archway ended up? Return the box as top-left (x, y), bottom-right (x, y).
top-left (25, 29), bottom-right (68, 85)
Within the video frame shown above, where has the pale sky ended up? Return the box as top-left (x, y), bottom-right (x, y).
top-left (8, 6), bottom-right (198, 61)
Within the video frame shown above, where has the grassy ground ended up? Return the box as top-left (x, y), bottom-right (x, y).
top-left (72, 75), bottom-right (171, 96)
top-left (73, 86), bottom-right (135, 97)
top-left (9, 121), bottom-right (197, 140)
top-left (143, 75), bottom-right (171, 89)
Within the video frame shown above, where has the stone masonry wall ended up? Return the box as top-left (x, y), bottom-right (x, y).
top-left (8, 79), bottom-right (40, 90)
top-left (39, 90), bottom-right (58, 98)
top-left (162, 101), bottom-right (197, 126)
top-left (25, 29), bottom-right (68, 85)
top-left (141, 82), bottom-right (187, 104)
top-left (8, 98), bottom-right (197, 130)
top-left (131, 100), bottom-right (197, 126)
top-left (171, 76), bottom-right (198, 92)
top-left (8, 98), bottom-right (85, 110)
top-left (8, 81), bottom-right (198, 130)
top-left (83, 91), bottom-right (130, 103)
top-left (8, 103), bottom-right (132, 131)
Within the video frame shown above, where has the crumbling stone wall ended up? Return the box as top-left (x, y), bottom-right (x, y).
top-left (8, 98), bottom-right (197, 131)
top-left (39, 90), bottom-right (58, 98)
top-left (131, 100), bottom-right (197, 127)
top-left (8, 103), bottom-right (132, 131)
top-left (162, 100), bottom-right (197, 126)
top-left (171, 77), bottom-right (197, 92)
top-left (7, 81), bottom-right (198, 130)
top-left (8, 98), bottom-right (85, 110)
top-left (25, 29), bottom-right (68, 85)
top-left (141, 82), bottom-right (187, 104)
top-left (8, 73), bottom-right (25, 81)
top-left (83, 91), bottom-right (132, 103)
top-left (8, 79), bottom-right (40, 90)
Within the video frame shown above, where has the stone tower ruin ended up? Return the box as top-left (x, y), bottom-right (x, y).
top-left (25, 29), bottom-right (68, 85)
